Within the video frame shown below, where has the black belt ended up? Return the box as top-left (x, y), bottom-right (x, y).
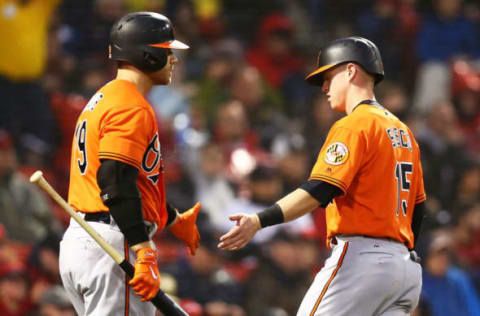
top-left (84, 212), bottom-right (111, 224)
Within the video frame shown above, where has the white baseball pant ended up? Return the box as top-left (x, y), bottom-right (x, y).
top-left (297, 235), bottom-right (422, 316)
top-left (59, 215), bottom-right (156, 316)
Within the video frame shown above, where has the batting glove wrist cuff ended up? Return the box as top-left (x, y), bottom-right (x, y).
top-left (135, 247), bottom-right (156, 259)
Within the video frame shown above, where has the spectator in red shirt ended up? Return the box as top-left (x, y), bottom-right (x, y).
top-left (246, 13), bottom-right (303, 89)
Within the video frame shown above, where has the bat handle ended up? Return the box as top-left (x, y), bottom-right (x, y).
top-left (118, 260), bottom-right (188, 316)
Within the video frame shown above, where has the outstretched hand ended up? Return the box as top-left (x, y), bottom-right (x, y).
top-left (169, 202), bottom-right (201, 255)
top-left (217, 213), bottom-right (261, 251)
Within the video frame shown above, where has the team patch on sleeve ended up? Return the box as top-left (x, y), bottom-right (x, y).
top-left (324, 142), bottom-right (349, 165)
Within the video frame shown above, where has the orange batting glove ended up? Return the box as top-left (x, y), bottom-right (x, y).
top-left (169, 202), bottom-right (201, 255)
top-left (129, 248), bottom-right (160, 302)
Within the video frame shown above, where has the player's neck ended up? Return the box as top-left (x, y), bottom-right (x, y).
top-left (345, 87), bottom-right (376, 115)
top-left (116, 68), bottom-right (153, 95)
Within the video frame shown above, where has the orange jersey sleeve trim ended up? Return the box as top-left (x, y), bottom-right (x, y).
top-left (309, 175), bottom-right (347, 193)
top-left (415, 193), bottom-right (427, 204)
top-left (98, 138), bottom-right (146, 168)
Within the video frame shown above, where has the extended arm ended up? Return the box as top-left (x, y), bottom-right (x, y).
top-left (218, 180), bottom-right (342, 250)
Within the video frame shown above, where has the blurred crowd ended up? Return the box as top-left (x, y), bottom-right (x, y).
top-left (0, 0), bottom-right (479, 315)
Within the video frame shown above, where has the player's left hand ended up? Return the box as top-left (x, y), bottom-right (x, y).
top-left (169, 202), bottom-right (201, 255)
top-left (217, 213), bottom-right (261, 251)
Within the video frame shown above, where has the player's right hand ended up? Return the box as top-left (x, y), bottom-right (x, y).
top-left (217, 213), bottom-right (261, 251)
top-left (129, 248), bottom-right (160, 301)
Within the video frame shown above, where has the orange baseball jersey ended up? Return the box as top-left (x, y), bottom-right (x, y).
top-left (309, 102), bottom-right (426, 249)
top-left (68, 79), bottom-right (167, 230)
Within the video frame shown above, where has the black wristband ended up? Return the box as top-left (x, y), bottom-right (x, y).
top-left (257, 203), bottom-right (284, 228)
top-left (166, 202), bottom-right (179, 227)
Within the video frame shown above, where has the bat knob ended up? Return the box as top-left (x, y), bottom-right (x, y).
top-left (30, 170), bottom-right (44, 183)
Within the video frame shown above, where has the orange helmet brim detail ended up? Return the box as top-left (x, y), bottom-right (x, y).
top-left (149, 40), bottom-right (189, 50)
top-left (305, 63), bottom-right (336, 82)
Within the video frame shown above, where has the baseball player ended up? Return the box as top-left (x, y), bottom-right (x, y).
top-left (59, 12), bottom-right (201, 316)
top-left (218, 37), bottom-right (426, 316)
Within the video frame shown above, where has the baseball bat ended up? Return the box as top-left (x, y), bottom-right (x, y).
top-left (30, 171), bottom-right (188, 316)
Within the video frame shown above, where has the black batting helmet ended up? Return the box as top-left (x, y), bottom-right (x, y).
top-left (305, 36), bottom-right (384, 86)
top-left (109, 12), bottom-right (189, 73)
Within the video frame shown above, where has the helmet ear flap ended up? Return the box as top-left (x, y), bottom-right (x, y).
top-left (144, 52), bottom-right (159, 66)
top-left (142, 47), bottom-right (168, 72)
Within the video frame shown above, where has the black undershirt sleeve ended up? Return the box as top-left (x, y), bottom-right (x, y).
top-left (299, 180), bottom-right (343, 208)
top-left (411, 202), bottom-right (426, 248)
top-left (96, 159), bottom-right (149, 246)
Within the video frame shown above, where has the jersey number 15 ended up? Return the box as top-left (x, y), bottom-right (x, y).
top-left (395, 162), bottom-right (412, 216)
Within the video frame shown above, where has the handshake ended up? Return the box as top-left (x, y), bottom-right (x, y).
top-left (130, 202), bottom-right (201, 301)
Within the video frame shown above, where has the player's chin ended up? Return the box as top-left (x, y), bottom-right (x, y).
top-left (328, 101), bottom-right (337, 109)
top-left (330, 102), bottom-right (343, 112)
top-left (154, 76), bottom-right (171, 85)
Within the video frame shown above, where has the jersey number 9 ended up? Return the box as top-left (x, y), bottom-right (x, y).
top-left (75, 120), bottom-right (88, 174)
